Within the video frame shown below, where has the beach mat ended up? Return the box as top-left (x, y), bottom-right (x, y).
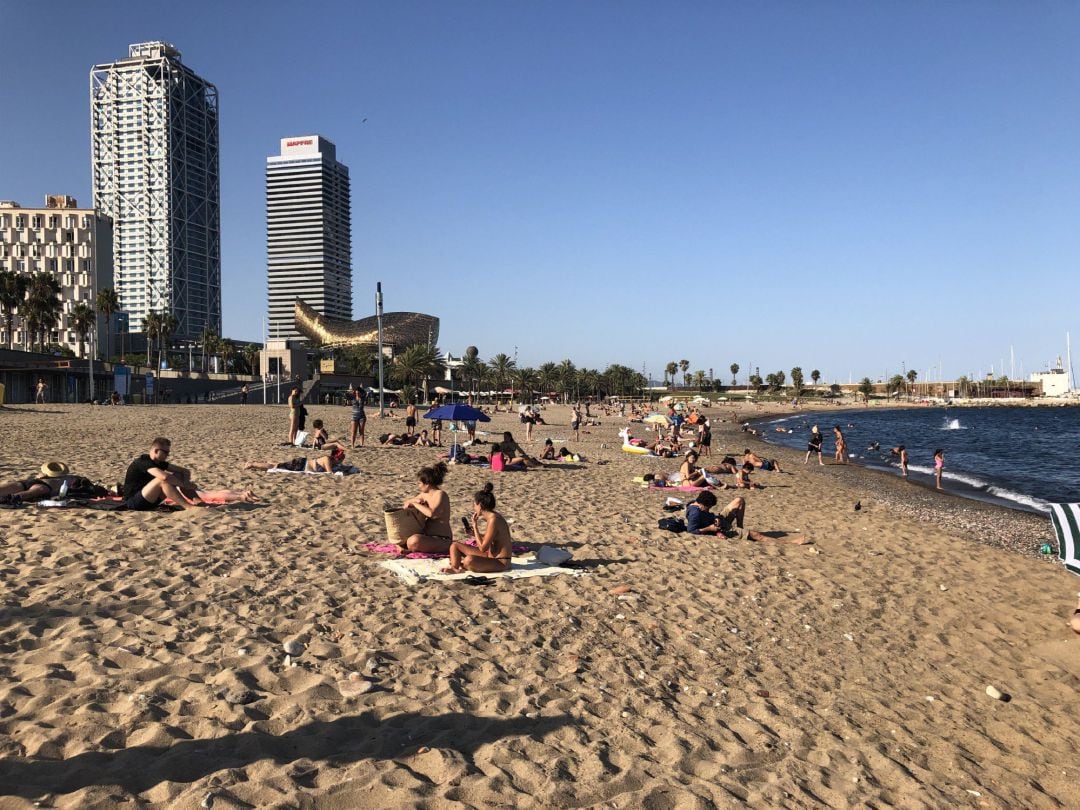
top-left (266, 465), bottom-right (359, 476)
top-left (378, 556), bottom-right (583, 586)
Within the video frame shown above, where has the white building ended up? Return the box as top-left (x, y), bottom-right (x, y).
top-left (266, 135), bottom-right (351, 340)
top-left (0, 197), bottom-right (112, 356)
top-left (90, 41), bottom-right (221, 341)
top-left (1031, 364), bottom-right (1072, 397)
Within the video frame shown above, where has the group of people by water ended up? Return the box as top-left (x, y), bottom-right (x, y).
top-left (802, 424), bottom-right (945, 489)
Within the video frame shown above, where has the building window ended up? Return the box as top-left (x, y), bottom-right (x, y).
top-left (48, 215), bottom-right (58, 228)
top-left (31, 215), bottom-right (42, 229)
top-left (14, 215), bottom-right (25, 228)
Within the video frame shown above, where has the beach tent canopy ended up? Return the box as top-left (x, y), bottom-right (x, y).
top-left (643, 413), bottom-right (670, 425)
top-left (1049, 504), bottom-right (1080, 575)
top-left (423, 403), bottom-right (491, 422)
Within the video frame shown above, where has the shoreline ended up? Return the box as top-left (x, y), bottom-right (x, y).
top-left (729, 405), bottom-right (1054, 560)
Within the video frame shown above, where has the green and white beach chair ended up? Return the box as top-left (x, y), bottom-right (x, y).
top-left (1048, 504), bottom-right (1080, 575)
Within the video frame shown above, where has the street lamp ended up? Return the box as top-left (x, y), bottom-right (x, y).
top-left (377, 282), bottom-right (385, 417)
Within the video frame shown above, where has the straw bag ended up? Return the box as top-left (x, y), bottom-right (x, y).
top-left (385, 507), bottom-right (424, 547)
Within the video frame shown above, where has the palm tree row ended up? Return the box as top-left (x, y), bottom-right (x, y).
top-left (0, 270), bottom-right (69, 353)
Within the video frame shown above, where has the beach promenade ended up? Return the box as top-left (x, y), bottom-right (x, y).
top-left (0, 402), bottom-right (1076, 808)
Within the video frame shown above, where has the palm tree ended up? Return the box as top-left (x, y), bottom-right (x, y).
top-left (96, 287), bottom-right (119, 361)
top-left (906, 369), bottom-right (918, 399)
top-left (730, 363), bottom-right (739, 386)
top-left (664, 361), bottom-right (678, 388)
top-left (693, 370), bottom-right (706, 390)
top-left (811, 369), bottom-right (821, 388)
top-left (157, 310), bottom-right (178, 371)
top-left (25, 272), bottom-right (62, 351)
top-left (578, 368), bottom-right (600, 400)
top-left (198, 325), bottom-right (217, 372)
top-left (460, 355), bottom-right (484, 398)
top-left (790, 367), bottom-right (805, 397)
top-left (858, 377), bottom-right (875, 404)
top-left (241, 343), bottom-right (261, 376)
top-left (537, 361), bottom-right (558, 398)
top-left (395, 343), bottom-right (445, 401)
top-left (679, 359), bottom-right (689, 387)
top-left (0, 270), bottom-right (28, 350)
top-left (557, 359), bottom-right (576, 402)
top-left (512, 367), bottom-right (538, 403)
top-left (888, 374), bottom-right (906, 400)
top-left (488, 353), bottom-right (517, 397)
top-left (143, 311), bottom-right (162, 367)
top-left (205, 333), bottom-right (224, 373)
top-left (70, 302), bottom-right (97, 358)
top-left (220, 338), bottom-right (237, 374)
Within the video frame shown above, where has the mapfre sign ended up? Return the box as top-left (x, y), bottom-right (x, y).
top-left (280, 136), bottom-right (320, 156)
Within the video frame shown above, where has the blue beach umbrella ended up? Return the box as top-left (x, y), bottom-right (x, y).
top-left (422, 403), bottom-right (491, 423)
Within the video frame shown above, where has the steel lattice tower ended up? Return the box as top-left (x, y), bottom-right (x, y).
top-left (90, 41), bottom-right (220, 342)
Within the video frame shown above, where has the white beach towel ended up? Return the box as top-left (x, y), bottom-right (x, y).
top-left (378, 555), bottom-right (583, 586)
top-left (267, 465), bottom-right (359, 477)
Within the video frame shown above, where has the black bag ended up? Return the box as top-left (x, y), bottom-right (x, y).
top-left (657, 517), bottom-right (686, 533)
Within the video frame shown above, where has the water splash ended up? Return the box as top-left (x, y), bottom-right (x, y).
top-left (944, 418), bottom-right (962, 430)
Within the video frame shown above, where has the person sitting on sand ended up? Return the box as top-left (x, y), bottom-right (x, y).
top-left (414, 429), bottom-right (435, 447)
top-left (490, 443), bottom-right (527, 472)
top-left (500, 432), bottom-right (536, 466)
top-left (123, 437), bottom-right (205, 511)
top-left (540, 438), bottom-right (557, 460)
top-left (743, 449), bottom-right (783, 473)
top-left (686, 490), bottom-right (808, 544)
top-left (680, 450), bottom-right (710, 488)
top-left (243, 441), bottom-right (348, 474)
top-left (310, 419), bottom-right (329, 449)
top-left (734, 462), bottom-right (763, 490)
top-left (443, 483), bottom-right (513, 574)
top-left (402, 462), bottom-right (453, 553)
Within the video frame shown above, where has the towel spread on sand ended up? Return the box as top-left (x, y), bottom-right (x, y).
top-left (363, 541), bottom-right (531, 558)
top-left (649, 484), bottom-right (710, 492)
top-left (378, 556), bottom-right (583, 585)
top-left (266, 465), bottom-right (359, 476)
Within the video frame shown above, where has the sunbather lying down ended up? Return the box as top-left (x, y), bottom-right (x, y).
top-left (244, 441), bottom-right (347, 473)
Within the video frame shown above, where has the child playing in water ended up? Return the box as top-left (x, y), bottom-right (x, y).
top-left (934, 448), bottom-right (944, 489)
top-left (443, 483), bottom-right (513, 573)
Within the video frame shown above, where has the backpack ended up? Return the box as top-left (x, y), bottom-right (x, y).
top-left (657, 517), bottom-right (686, 533)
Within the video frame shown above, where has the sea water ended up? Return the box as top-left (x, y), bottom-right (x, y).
top-left (759, 405), bottom-right (1080, 513)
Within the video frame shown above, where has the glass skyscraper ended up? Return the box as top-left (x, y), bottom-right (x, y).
top-left (90, 41), bottom-right (220, 342)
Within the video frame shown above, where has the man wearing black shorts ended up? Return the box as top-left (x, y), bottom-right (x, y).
top-left (122, 437), bottom-right (202, 511)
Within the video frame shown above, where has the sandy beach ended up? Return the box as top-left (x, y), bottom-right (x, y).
top-left (0, 401), bottom-right (1077, 808)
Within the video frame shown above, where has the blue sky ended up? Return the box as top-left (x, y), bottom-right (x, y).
top-left (3, 1), bottom-right (1079, 384)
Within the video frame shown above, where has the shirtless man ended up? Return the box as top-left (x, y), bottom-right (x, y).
top-left (123, 437), bottom-right (204, 511)
top-left (734, 462), bottom-right (764, 490)
top-left (743, 449), bottom-right (783, 473)
top-left (890, 445), bottom-right (909, 477)
top-left (444, 483), bottom-right (512, 573)
top-left (405, 401), bottom-right (418, 436)
top-left (686, 490), bottom-right (808, 544)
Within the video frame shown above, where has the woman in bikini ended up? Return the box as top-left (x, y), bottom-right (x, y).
top-left (444, 482), bottom-right (512, 574)
top-left (679, 450), bottom-right (709, 487)
top-left (403, 462), bottom-right (453, 553)
top-left (833, 425), bottom-right (848, 464)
